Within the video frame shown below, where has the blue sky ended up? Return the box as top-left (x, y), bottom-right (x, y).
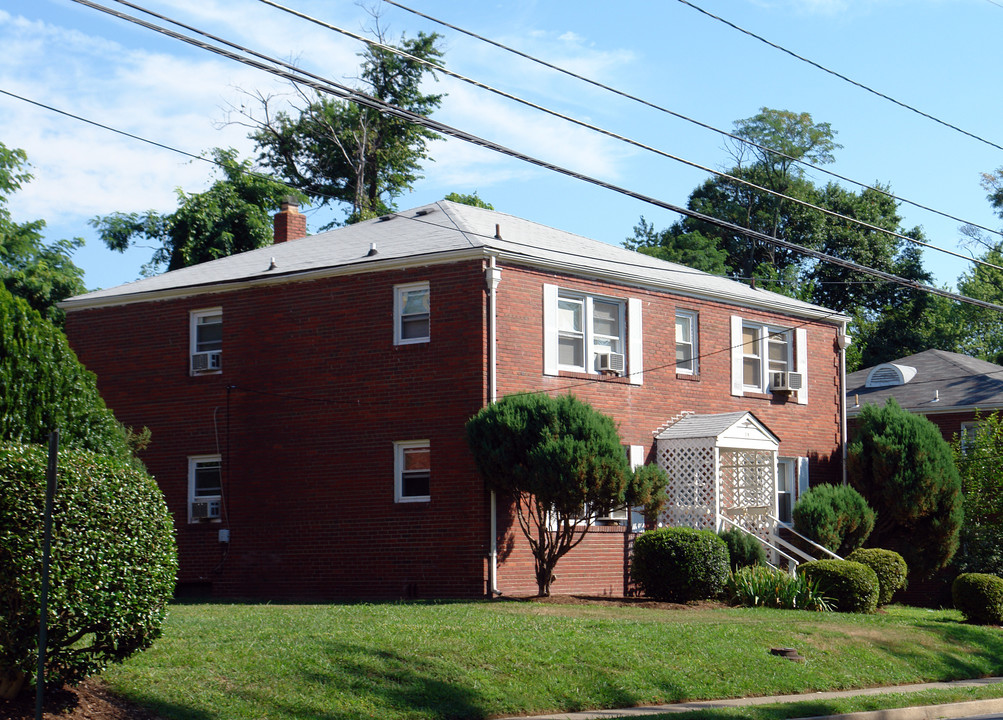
top-left (2, 0), bottom-right (1001, 293)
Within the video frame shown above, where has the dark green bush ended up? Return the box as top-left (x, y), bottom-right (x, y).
top-left (631, 527), bottom-right (729, 602)
top-left (719, 529), bottom-right (767, 571)
top-left (792, 483), bottom-right (875, 556)
top-left (0, 442), bottom-right (177, 694)
top-left (797, 559), bottom-right (879, 614)
top-left (953, 573), bottom-right (1003, 625)
top-left (846, 548), bottom-right (908, 605)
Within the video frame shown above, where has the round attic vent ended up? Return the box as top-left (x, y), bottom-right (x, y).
top-left (866, 363), bottom-right (917, 387)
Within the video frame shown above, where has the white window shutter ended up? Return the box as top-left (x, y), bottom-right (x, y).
top-left (629, 444), bottom-right (645, 469)
top-left (797, 456), bottom-right (810, 499)
top-left (730, 315), bottom-right (744, 396)
top-left (795, 327), bottom-right (808, 405)
top-left (542, 283), bottom-right (558, 376)
top-left (627, 297), bottom-right (643, 385)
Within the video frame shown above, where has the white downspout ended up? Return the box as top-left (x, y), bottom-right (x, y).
top-left (486, 255), bottom-right (502, 596)
top-left (838, 323), bottom-right (852, 486)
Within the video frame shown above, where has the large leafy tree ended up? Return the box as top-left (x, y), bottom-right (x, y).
top-left (0, 142), bottom-right (86, 323)
top-left (624, 216), bottom-right (728, 275)
top-left (466, 393), bottom-right (666, 596)
top-left (847, 398), bottom-right (963, 577)
top-left (91, 148), bottom-right (302, 276)
top-left (247, 31), bottom-right (444, 225)
top-left (951, 412), bottom-right (1003, 575)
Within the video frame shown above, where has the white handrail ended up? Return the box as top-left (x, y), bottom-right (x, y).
top-left (767, 515), bottom-right (842, 560)
top-left (717, 514), bottom-right (801, 571)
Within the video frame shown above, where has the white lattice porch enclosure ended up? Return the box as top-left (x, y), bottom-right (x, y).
top-left (655, 412), bottom-right (780, 539)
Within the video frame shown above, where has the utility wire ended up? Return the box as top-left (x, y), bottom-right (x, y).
top-left (250, 0), bottom-right (1003, 275)
top-left (380, 0), bottom-right (1003, 244)
top-left (71, 0), bottom-right (1003, 314)
top-left (676, 0), bottom-right (1003, 153)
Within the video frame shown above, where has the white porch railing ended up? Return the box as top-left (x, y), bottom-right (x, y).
top-left (718, 512), bottom-right (842, 574)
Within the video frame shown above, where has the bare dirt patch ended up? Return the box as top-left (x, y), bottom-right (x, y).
top-left (0, 679), bottom-right (163, 720)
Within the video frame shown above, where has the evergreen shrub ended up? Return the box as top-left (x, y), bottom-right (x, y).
top-left (953, 573), bottom-right (1003, 625)
top-left (631, 527), bottom-right (729, 602)
top-left (846, 548), bottom-right (908, 605)
top-left (797, 559), bottom-right (879, 614)
top-left (792, 483), bottom-right (874, 556)
top-left (0, 442), bottom-right (177, 695)
top-left (719, 528), bottom-right (767, 571)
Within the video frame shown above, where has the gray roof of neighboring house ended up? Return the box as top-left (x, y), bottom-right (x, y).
top-left (62, 200), bottom-right (845, 322)
top-left (846, 349), bottom-right (1003, 416)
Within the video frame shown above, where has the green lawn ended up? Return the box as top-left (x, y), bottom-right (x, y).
top-left (99, 601), bottom-right (1003, 720)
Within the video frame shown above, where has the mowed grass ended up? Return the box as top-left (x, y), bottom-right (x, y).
top-left (99, 601), bottom-right (1003, 720)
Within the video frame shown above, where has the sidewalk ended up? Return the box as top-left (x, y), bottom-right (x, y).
top-left (498, 677), bottom-right (1003, 720)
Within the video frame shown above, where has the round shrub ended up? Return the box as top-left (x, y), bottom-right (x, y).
top-left (631, 527), bottom-right (729, 602)
top-left (797, 559), bottom-right (879, 614)
top-left (953, 573), bottom-right (1003, 625)
top-left (792, 484), bottom-right (875, 556)
top-left (0, 442), bottom-right (177, 696)
top-left (719, 528), bottom-right (767, 571)
top-left (846, 548), bottom-right (908, 605)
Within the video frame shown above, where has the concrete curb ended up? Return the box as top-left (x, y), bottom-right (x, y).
top-left (498, 677), bottom-right (1003, 720)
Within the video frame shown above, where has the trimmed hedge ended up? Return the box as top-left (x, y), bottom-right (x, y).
top-left (0, 442), bottom-right (177, 694)
top-left (719, 529), bottom-right (767, 571)
top-left (792, 483), bottom-right (874, 556)
top-left (798, 559), bottom-right (879, 614)
top-left (631, 527), bottom-right (729, 602)
top-left (846, 548), bottom-right (908, 605)
top-left (953, 573), bottom-right (1003, 625)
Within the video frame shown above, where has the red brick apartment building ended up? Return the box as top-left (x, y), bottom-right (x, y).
top-left (62, 200), bottom-right (850, 600)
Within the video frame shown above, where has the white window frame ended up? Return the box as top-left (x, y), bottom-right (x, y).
top-left (190, 308), bottom-right (222, 375)
top-left (960, 421), bottom-right (981, 453)
top-left (543, 284), bottom-right (643, 385)
top-left (776, 457), bottom-right (795, 525)
top-left (730, 316), bottom-right (808, 404)
top-left (394, 282), bottom-right (430, 345)
top-left (675, 310), bottom-right (698, 375)
top-left (394, 440), bottom-right (430, 503)
top-left (188, 454), bottom-right (222, 523)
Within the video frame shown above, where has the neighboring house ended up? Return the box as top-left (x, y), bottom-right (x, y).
top-left (61, 200), bottom-right (849, 599)
top-left (846, 349), bottom-right (1003, 444)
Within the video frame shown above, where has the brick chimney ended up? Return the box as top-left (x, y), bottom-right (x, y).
top-left (273, 198), bottom-right (307, 244)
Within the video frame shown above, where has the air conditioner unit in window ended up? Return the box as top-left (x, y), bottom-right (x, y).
top-left (191, 350), bottom-right (222, 372)
top-left (598, 506), bottom-right (629, 523)
top-left (598, 352), bottom-right (626, 375)
top-left (191, 498), bottom-right (221, 520)
top-left (770, 371), bottom-right (804, 393)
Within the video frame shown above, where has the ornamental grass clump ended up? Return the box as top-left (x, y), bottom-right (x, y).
top-left (798, 559), bottom-right (879, 614)
top-left (953, 573), bottom-right (1003, 625)
top-left (726, 565), bottom-right (832, 611)
top-left (846, 548), bottom-right (908, 605)
top-left (631, 527), bottom-right (729, 602)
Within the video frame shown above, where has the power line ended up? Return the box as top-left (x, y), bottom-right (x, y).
top-left (249, 0), bottom-right (1003, 276)
top-left (380, 0), bottom-right (1003, 244)
top-left (69, 0), bottom-right (1003, 316)
top-left (676, 0), bottom-right (1003, 153)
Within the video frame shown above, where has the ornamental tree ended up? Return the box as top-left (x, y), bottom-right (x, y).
top-left (465, 393), bottom-right (666, 596)
top-left (951, 411), bottom-right (1003, 575)
top-left (848, 398), bottom-right (963, 577)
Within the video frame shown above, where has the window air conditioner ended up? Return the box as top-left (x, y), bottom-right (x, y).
top-left (191, 498), bottom-right (221, 520)
top-left (598, 505), bottom-right (629, 522)
top-left (191, 350), bottom-right (222, 372)
top-left (770, 371), bottom-right (804, 393)
top-left (598, 352), bottom-right (626, 375)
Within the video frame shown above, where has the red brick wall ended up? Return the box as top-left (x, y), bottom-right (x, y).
top-left (66, 261), bottom-right (491, 600)
top-left (491, 264), bottom-right (844, 595)
top-left (65, 256), bottom-right (845, 600)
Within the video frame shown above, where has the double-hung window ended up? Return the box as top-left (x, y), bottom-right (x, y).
top-left (394, 282), bottom-right (430, 345)
top-left (190, 308), bottom-right (222, 374)
top-left (730, 316), bottom-right (808, 404)
top-left (545, 284), bottom-right (642, 384)
top-left (188, 455), bottom-right (222, 522)
top-left (675, 310), bottom-right (698, 375)
top-left (395, 440), bottom-right (430, 503)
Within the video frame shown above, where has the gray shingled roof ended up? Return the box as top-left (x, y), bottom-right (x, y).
top-left (62, 200), bottom-right (845, 322)
top-left (656, 411), bottom-right (779, 443)
top-left (846, 349), bottom-right (1003, 416)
